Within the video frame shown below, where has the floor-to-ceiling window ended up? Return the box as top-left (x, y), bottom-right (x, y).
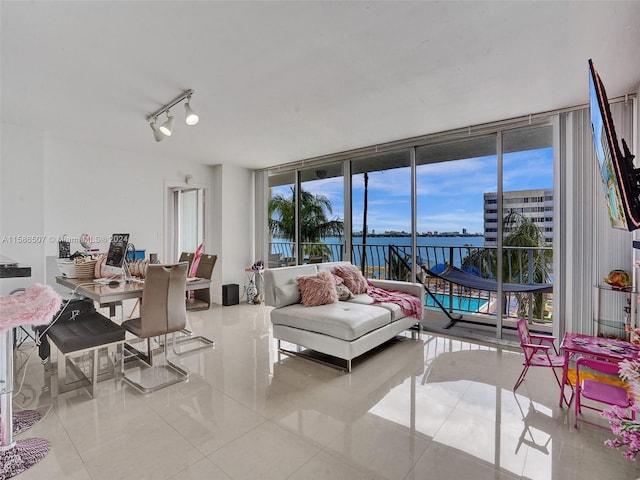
top-left (268, 171), bottom-right (297, 267)
top-left (299, 164), bottom-right (345, 263)
top-left (500, 125), bottom-right (554, 336)
top-left (351, 151), bottom-right (411, 279)
top-left (261, 120), bottom-right (556, 339)
top-left (416, 135), bottom-right (498, 327)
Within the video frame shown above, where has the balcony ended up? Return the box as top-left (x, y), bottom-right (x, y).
top-left (269, 241), bottom-right (553, 327)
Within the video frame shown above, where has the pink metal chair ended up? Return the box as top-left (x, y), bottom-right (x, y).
top-left (574, 356), bottom-right (634, 429)
top-left (514, 318), bottom-right (566, 396)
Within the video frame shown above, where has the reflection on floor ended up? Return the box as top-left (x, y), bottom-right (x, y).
top-left (11, 303), bottom-right (640, 480)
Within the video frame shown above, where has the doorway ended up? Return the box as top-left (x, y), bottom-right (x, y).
top-left (167, 187), bottom-right (205, 262)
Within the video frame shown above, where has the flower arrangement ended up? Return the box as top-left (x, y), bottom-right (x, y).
top-left (602, 358), bottom-right (640, 460)
top-left (626, 326), bottom-right (640, 345)
top-left (602, 406), bottom-right (640, 460)
top-left (618, 358), bottom-right (640, 398)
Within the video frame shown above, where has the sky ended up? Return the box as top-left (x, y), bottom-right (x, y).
top-left (272, 146), bottom-right (554, 235)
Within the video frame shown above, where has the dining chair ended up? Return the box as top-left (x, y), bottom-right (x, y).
top-left (514, 318), bottom-right (566, 395)
top-left (186, 253), bottom-right (217, 311)
top-left (121, 262), bottom-right (189, 393)
top-left (178, 251), bottom-right (194, 271)
top-left (574, 356), bottom-right (634, 428)
top-left (175, 253), bottom-right (217, 354)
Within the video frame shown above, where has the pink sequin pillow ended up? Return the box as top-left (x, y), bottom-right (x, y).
top-left (333, 265), bottom-right (368, 295)
top-left (297, 270), bottom-right (338, 307)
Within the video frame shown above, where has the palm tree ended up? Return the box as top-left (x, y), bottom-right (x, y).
top-left (462, 211), bottom-right (551, 319)
top-left (361, 172), bottom-right (369, 272)
top-left (502, 212), bottom-right (551, 319)
top-left (269, 186), bottom-right (343, 260)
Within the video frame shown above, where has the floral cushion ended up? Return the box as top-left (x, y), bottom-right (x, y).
top-left (333, 265), bottom-right (368, 295)
top-left (297, 270), bottom-right (338, 307)
top-left (335, 283), bottom-right (353, 301)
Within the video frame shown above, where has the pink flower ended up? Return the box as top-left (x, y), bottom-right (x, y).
top-left (602, 405), bottom-right (640, 460)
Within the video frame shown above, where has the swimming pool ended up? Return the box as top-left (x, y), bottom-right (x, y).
top-left (426, 293), bottom-right (488, 314)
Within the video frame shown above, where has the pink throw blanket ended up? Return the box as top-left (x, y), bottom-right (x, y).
top-left (366, 281), bottom-right (422, 320)
top-left (0, 284), bottom-right (62, 333)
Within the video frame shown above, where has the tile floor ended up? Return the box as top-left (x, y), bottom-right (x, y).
top-left (8, 303), bottom-right (640, 480)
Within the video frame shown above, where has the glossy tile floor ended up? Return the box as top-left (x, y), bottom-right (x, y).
top-left (9, 303), bottom-right (640, 480)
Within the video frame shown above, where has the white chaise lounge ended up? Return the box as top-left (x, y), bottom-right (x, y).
top-left (264, 261), bottom-right (424, 372)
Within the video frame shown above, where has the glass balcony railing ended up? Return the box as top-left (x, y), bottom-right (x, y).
top-left (268, 241), bottom-right (553, 324)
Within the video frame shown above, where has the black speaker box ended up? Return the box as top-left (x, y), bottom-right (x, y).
top-left (222, 283), bottom-right (239, 306)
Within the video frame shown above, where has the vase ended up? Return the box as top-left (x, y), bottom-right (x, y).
top-left (247, 279), bottom-right (257, 304)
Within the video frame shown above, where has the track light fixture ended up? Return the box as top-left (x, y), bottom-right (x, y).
top-left (146, 89), bottom-right (198, 141)
top-left (184, 96), bottom-right (199, 126)
top-left (149, 118), bottom-right (164, 142)
top-left (159, 111), bottom-right (175, 136)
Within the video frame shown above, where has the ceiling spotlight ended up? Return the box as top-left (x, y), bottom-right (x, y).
top-left (149, 118), bottom-right (164, 142)
top-left (147, 89), bottom-right (198, 141)
top-left (184, 98), bottom-right (199, 126)
top-left (159, 111), bottom-right (175, 136)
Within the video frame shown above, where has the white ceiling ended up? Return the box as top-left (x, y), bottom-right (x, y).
top-left (2, 1), bottom-right (639, 171)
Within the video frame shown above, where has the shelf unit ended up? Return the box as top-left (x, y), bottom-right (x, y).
top-left (593, 284), bottom-right (635, 340)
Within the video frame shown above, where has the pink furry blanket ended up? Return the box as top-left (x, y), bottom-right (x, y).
top-left (366, 281), bottom-right (423, 320)
top-left (0, 284), bottom-right (62, 333)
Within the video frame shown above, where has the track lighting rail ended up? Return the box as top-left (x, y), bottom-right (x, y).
top-left (146, 89), bottom-right (195, 121)
top-left (147, 89), bottom-right (199, 141)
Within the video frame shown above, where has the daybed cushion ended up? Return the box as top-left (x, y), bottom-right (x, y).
top-left (297, 270), bottom-right (338, 306)
top-left (270, 301), bottom-right (391, 341)
top-left (265, 264), bottom-right (318, 308)
top-left (346, 293), bottom-right (406, 322)
top-left (274, 284), bottom-right (301, 308)
top-left (333, 264), bottom-right (368, 294)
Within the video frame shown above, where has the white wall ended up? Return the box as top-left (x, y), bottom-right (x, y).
top-left (0, 123), bottom-right (46, 294)
top-left (41, 137), bottom-right (217, 258)
top-left (215, 164), bottom-right (255, 302)
top-left (1, 122), bottom-right (255, 303)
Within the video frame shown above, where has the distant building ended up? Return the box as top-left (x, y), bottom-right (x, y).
top-left (484, 189), bottom-right (553, 245)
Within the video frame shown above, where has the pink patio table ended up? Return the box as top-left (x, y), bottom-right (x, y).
top-left (559, 332), bottom-right (640, 407)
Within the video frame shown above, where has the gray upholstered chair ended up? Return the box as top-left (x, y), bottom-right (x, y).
top-left (121, 262), bottom-right (189, 393)
top-left (186, 253), bottom-right (217, 311)
top-left (176, 253), bottom-right (217, 354)
top-left (178, 251), bottom-right (194, 270)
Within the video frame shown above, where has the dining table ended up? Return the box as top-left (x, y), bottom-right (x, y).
top-left (55, 275), bottom-right (210, 305)
top-left (55, 275), bottom-right (212, 322)
top-left (559, 332), bottom-right (640, 407)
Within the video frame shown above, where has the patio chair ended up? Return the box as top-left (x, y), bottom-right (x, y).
top-left (514, 318), bottom-right (566, 398)
top-left (574, 356), bottom-right (634, 429)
